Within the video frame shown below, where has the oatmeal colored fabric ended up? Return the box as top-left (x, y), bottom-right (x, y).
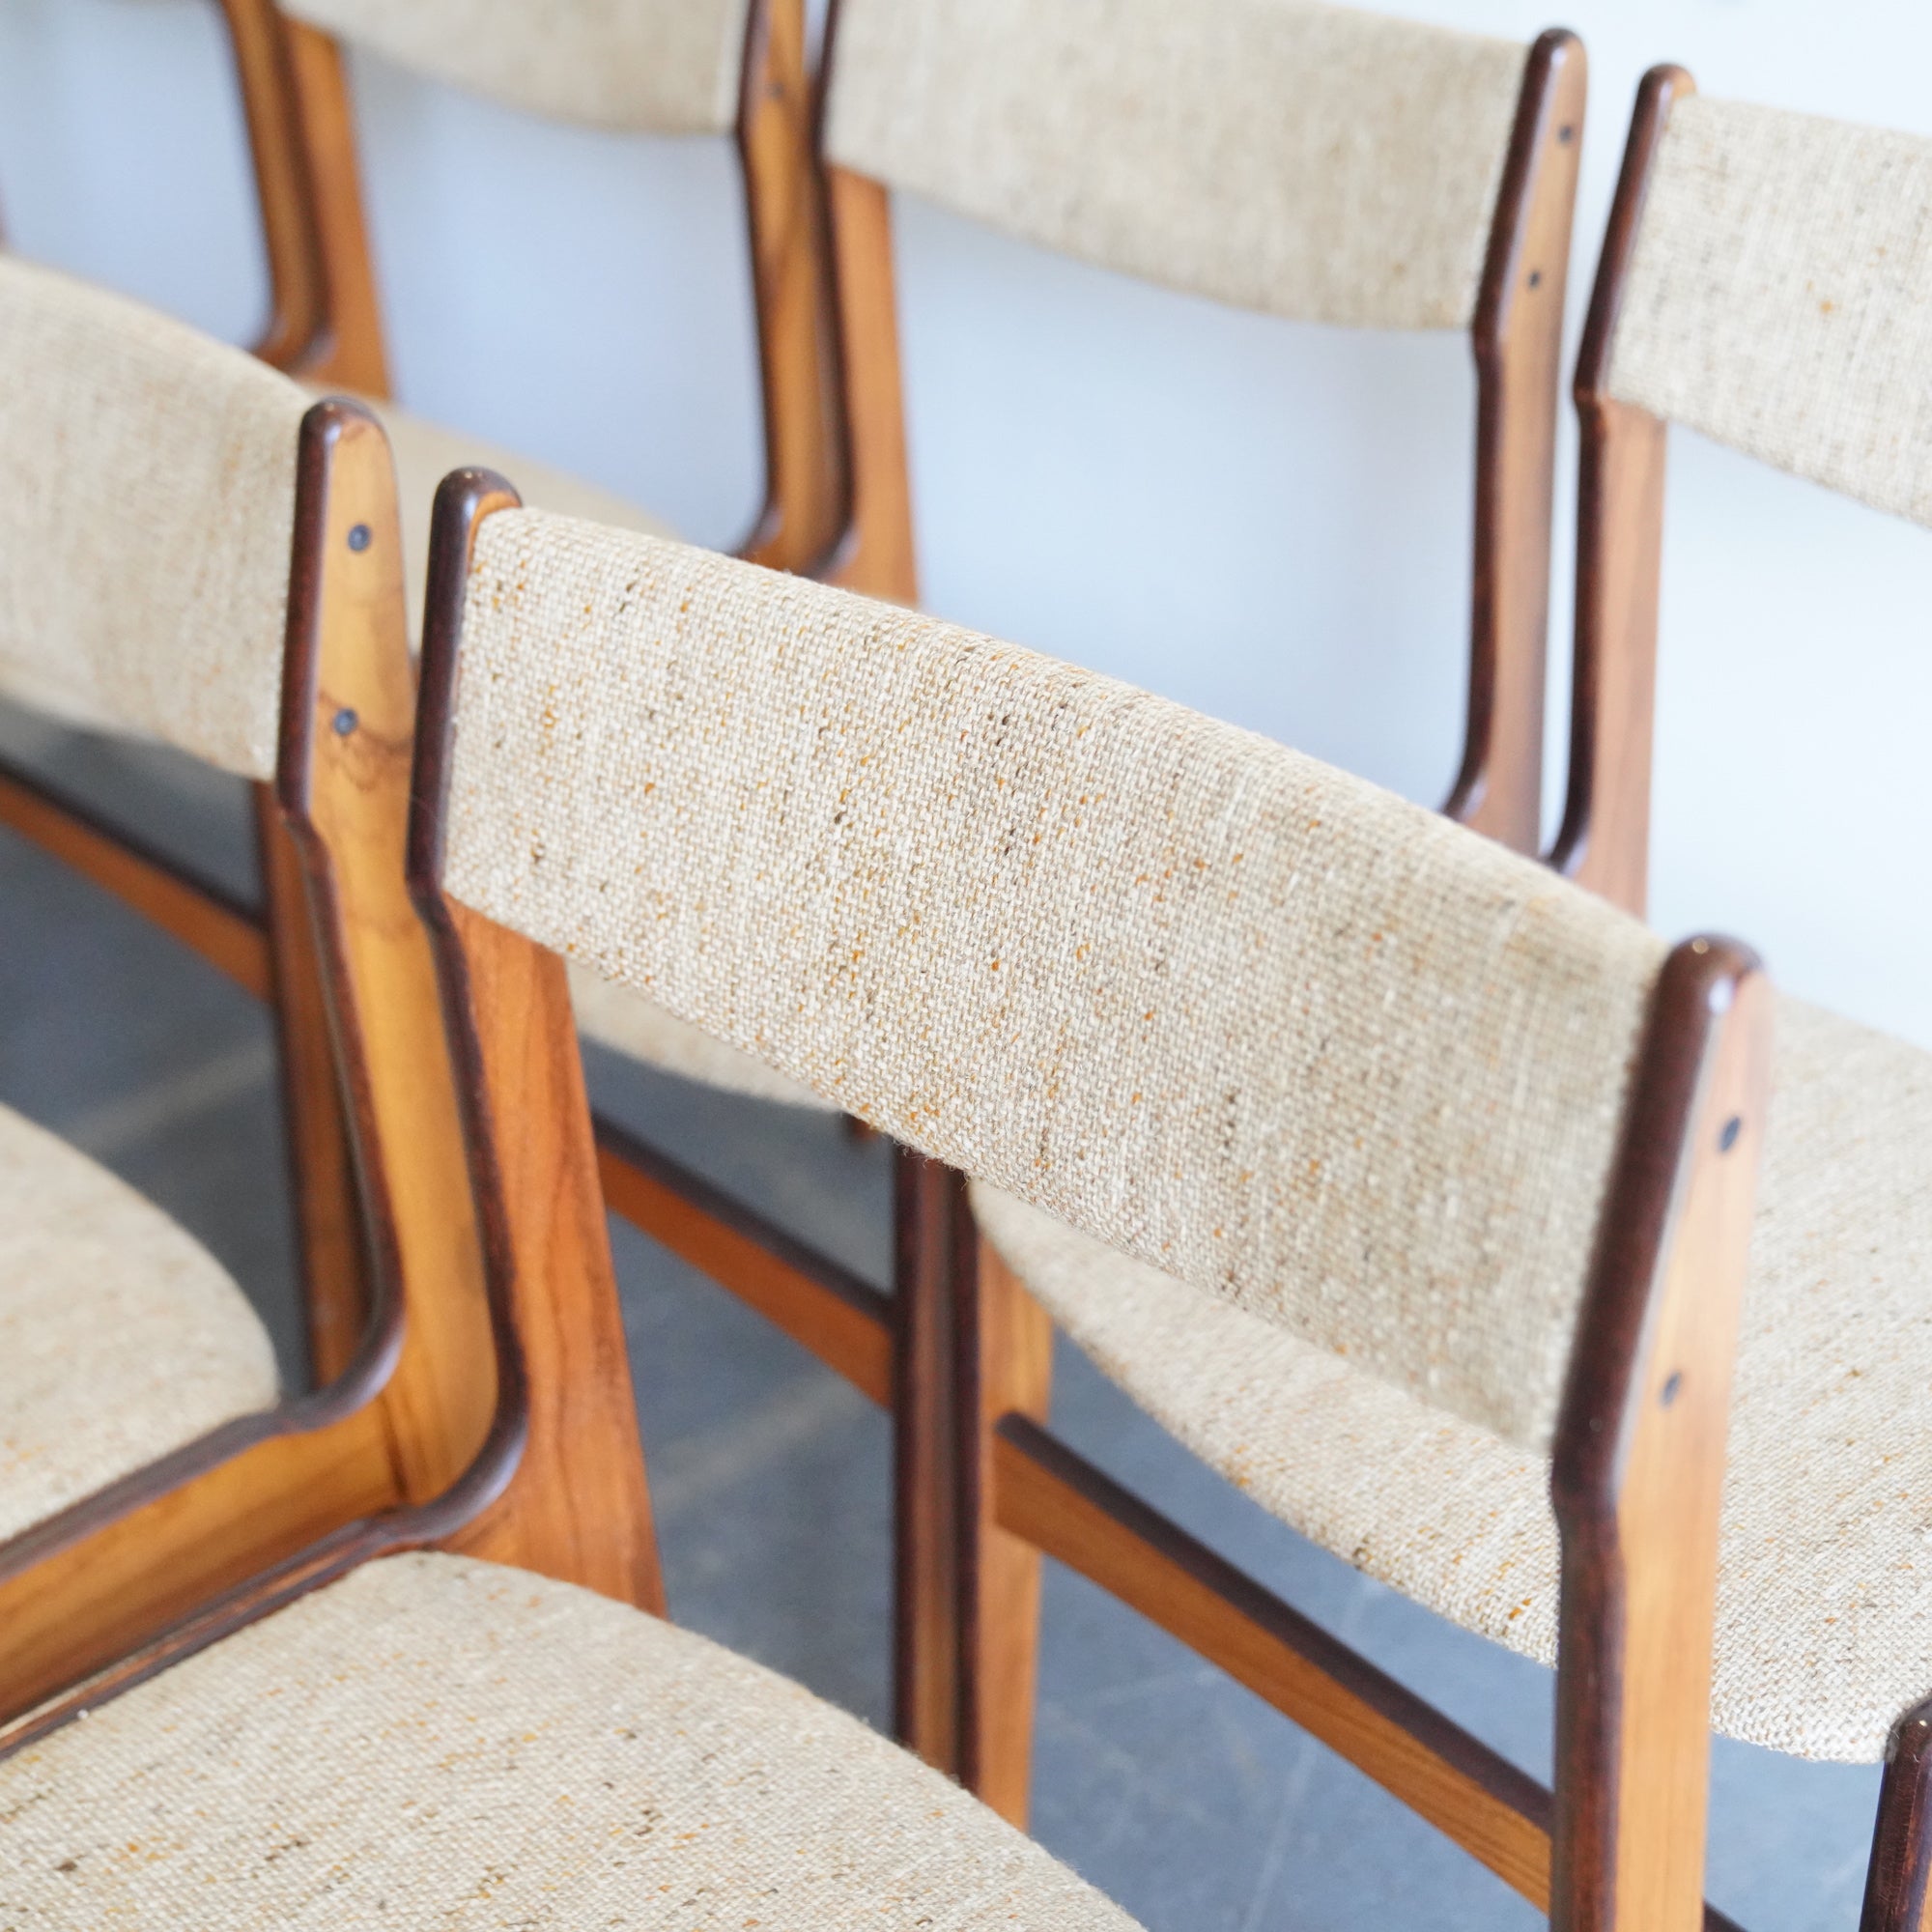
top-left (0, 257), bottom-right (306, 778)
top-left (286, 0), bottom-right (750, 135)
top-left (1608, 95), bottom-right (1932, 527)
top-left (0, 1104), bottom-right (277, 1545)
top-left (976, 997), bottom-right (1932, 1763)
top-left (0, 1551), bottom-right (1140, 1927)
top-left (440, 516), bottom-right (1665, 1451)
top-left (823, 0), bottom-right (1528, 330)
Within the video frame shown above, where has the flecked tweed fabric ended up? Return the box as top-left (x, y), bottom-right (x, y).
top-left (440, 515), bottom-right (1665, 1452)
top-left (287, 0), bottom-right (750, 135)
top-left (0, 1551), bottom-right (1142, 1927)
top-left (0, 257), bottom-right (306, 779)
top-left (0, 1104), bottom-right (277, 1545)
top-left (310, 389), bottom-right (825, 1104)
top-left (976, 997), bottom-right (1932, 1763)
top-left (1608, 95), bottom-right (1932, 527)
top-left (823, 0), bottom-right (1528, 331)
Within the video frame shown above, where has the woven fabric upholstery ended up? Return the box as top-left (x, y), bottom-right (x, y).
top-left (0, 1104), bottom-right (277, 1545)
top-left (0, 1550), bottom-right (1139, 1926)
top-left (977, 997), bottom-right (1932, 1763)
top-left (0, 258), bottom-right (306, 779)
top-left (285, 0), bottom-right (750, 135)
top-left (823, 0), bottom-right (1528, 330)
top-left (1608, 96), bottom-right (1932, 526)
top-left (439, 516), bottom-right (1665, 1451)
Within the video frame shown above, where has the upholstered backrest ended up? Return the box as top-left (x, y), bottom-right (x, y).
top-left (821, 0), bottom-right (1530, 330)
top-left (0, 258), bottom-right (308, 780)
top-left (1607, 96), bottom-right (1932, 526)
top-left (284, 0), bottom-right (752, 136)
top-left (436, 513), bottom-right (1666, 1449)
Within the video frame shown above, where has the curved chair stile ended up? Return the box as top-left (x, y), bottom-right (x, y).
top-left (0, 265), bottom-right (495, 1728)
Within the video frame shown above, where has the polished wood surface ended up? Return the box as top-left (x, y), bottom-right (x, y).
top-left (595, 1116), bottom-right (892, 1406)
top-left (1452, 28), bottom-right (1588, 852)
top-left (253, 780), bottom-right (371, 1383)
top-left (215, 0), bottom-right (327, 369)
top-left (1548, 66), bottom-right (1696, 915)
top-left (736, 0), bottom-right (848, 571)
top-left (0, 759), bottom-right (270, 996)
top-left (1862, 1703), bottom-right (1932, 1931)
top-left (1551, 936), bottom-right (1772, 1932)
top-left (957, 1234), bottom-right (1053, 1826)
top-left (822, 165), bottom-right (917, 601)
top-left (278, 18), bottom-right (391, 392)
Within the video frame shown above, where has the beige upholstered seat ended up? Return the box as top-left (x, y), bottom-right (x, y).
top-left (0, 1549), bottom-right (1137, 1927)
top-left (0, 1102), bottom-right (277, 1544)
top-left (976, 994), bottom-right (1932, 1764)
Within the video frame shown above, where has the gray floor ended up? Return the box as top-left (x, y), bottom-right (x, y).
top-left (0, 703), bottom-right (1883, 1929)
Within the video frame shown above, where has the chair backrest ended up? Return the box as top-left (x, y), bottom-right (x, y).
top-left (1555, 74), bottom-right (1932, 915)
top-left (418, 503), bottom-right (1667, 1454)
top-left (0, 255), bottom-right (306, 779)
top-left (817, 0), bottom-right (1586, 859)
top-left (823, 0), bottom-right (1529, 331)
top-left (279, 0), bottom-right (752, 136)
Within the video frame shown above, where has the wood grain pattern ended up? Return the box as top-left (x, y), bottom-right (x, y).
top-left (892, 1149), bottom-right (965, 1771)
top-left (215, 0), bottom-right (328, 370)
top-left (957, 1232), bottom-right (1053, 1826)
top-left (278, 18), bottom-right (391, 392)
top-left (1448, 27), bottom-right (1587, 853)
top-left (821, 164), bottom-right (917, 601)
top-left (1548, 66), bottom-right (1696, 915)
top-left (595, 1116), bottom-right (892, 1406)
top-left (0, 759), bottom-right (270, 996)
top-left (1550, 936), bottom-right (1772, 1932)
top-left (409, 466), bottom-right (664, 1612)
top-left (735, 0), bottom-right (848, 572)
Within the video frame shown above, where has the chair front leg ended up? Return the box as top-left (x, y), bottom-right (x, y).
top-left (1861, 1699), bottom-right (1932, 1931)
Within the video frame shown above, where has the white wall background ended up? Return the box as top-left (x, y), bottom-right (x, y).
top-left (3, 0), bottom-right (1929, 1044)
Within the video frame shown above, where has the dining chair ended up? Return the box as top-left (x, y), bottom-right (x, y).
top-left (0, 0), bottom-right (856, 1394)
top-left (909, 74), bottom-right (1932, 1932)
top-left (819, 0), bottom-right (1585, 858)
top-left (1, 482), bottom-right (1767, 1931)
top-left (0, 253), bottom-right (500, 1730)
top-left (813, 0), bottom-right (1593, 1771)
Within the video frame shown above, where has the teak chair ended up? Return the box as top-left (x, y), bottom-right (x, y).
top-left (0, 486), bottom-right (1782, 1930)
top-left (1552, 70), bottom-right (1932, 923)
top-left (913, 86), bottom-right (1932, 1931)
top-left (0, 0), bottom-right (857, 1394)
top-left (0, 255), bottom-right (495, 1731)
top-left (813, 0), bottom-right (1589, 1771)
top-left (818, 0), bottom-right (1584, 858)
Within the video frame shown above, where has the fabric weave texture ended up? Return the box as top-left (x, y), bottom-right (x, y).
top-left (0, 257), bottom-right (305, 779)
top-left (0, 1551), bottom-right (1139, 1927)
top-left (286, 0), bottom-right (751, 135)
top-left (440, 515), bottom-right (1664, 1452)
top-left (824, 0), bottom-right (1528, 329)
top-left (1609, 94), bottom-right (1932, 527)
top-left (0, 1103), bottom-right (277, 1545)
top-left (976, 996), bottom-right (1932, 1763)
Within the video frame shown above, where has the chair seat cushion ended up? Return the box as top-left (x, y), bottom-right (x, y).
top-left (0, 1551), bottom-right (1140, 1928)
top-left (974, 995), bottom-right (1932, 1764)
top-left (0, 1103), bottom-right (277, 1543)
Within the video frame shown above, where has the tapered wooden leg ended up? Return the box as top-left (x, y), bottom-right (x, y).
top-left (893, 1147), bottom-right (965, 1771)
top-left (958, 1226), bottom-right (1053, 1826)
top-left (1862, 1703), bottom-right (1932, 1930)
top-left (252, 781), bottom-right (370, 1385)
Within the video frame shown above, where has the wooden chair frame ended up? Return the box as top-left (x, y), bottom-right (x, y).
top-left (816, 14), bottom-right (1586, 861)
top-left (0, 400), bottom-right (497, 1731)
top-left (0, 472), bottom-right (1778, 1932)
